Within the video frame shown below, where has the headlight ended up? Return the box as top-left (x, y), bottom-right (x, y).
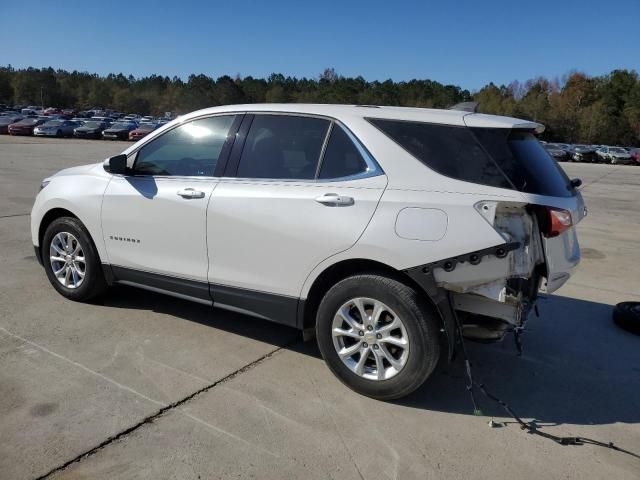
top-left (40, 180), bottom-right (51, 191)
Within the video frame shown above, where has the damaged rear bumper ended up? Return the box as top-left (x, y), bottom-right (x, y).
top-left (405, 197), bottom-right (584, 346)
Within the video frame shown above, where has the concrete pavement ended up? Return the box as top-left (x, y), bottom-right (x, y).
top-left (0, 136), bottom-right (638, 479)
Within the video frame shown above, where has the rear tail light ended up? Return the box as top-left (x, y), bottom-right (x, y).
top-left (543, 207), bottom-right (572, 238)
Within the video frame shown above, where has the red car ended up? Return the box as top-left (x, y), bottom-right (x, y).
top-left (630, 148), bottom-right (640, 165)
top-left (43, 107), bottom-right (61, 116)
top-left (129, 122), bottom-right (158, 141)
top-left (0, 116), bottom-right (23, 134)
top-left (8, 118), bottom-right (47, 135)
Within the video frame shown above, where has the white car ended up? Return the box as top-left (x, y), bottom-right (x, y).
top-left (31, 104), bottom-right (585, 399)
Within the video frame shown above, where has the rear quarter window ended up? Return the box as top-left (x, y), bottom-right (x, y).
top-left (367, 118), bottom-right (512, 190)
top-left (368, 118), bottom-right (574, 197)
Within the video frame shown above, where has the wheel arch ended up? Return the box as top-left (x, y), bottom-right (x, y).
top-left (37, 208), bottom-right (106, 266)
top-left (299, 258), bottom-right (442, 335)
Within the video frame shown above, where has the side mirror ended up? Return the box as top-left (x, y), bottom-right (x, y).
top-left (104, 154), bottom-right (128, 174)
top-left (570, 178), bottom-right (582, 189)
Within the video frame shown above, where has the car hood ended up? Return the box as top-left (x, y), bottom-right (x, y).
top-left (51, 162), bottom-right (105, 179)
top-left (104, 127), bottom-right (128, 133)
top-left (76, 126), bottom-right (99, 131)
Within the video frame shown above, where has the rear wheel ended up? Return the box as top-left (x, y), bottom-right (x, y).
top-left (316, 274), bottom-right (441, 400)
top-left (42, 217), bottom-right (107, 301)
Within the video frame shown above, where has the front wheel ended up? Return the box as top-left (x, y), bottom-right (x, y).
top-left (42, 217), bottom-right (107, 301)
top-left (316, 274), bottom-right (441, 400)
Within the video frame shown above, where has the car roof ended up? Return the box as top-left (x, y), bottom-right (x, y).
top-left (178, 103), bottom-right (543, 130)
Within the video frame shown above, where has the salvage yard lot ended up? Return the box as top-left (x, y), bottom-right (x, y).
top-left (0, 135), bottom-right (639, 479)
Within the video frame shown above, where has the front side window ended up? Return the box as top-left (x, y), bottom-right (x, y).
top-left (318, 125), bottom-right (369, 179)
top-left (133, 115), bottom-right (237, 176)
top-left (237, 115), bottom-right (330, 179)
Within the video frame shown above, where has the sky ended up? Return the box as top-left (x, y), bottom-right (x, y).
top-left (1, 0), bottom-right (638, 91)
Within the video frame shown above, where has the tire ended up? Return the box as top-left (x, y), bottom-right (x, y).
top-left (56, 130), bottom-right (62, 137)
top-left (316, 274), bottom-right (441, 400)
top-left (42, 217), bottom-right (107, 302)
top-left (613, 302), bottom-right (640, 335)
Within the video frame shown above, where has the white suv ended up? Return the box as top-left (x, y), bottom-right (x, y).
top-left (31, 104), bottom-right (585, 399)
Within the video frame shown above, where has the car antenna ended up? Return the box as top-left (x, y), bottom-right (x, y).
top-left (448, 101), bottom-right (479, 113)
top-left (447, 293), bottom-right (640, 460)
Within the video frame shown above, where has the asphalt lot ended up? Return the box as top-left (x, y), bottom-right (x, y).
top-left (0, 135), bottom-right (639, 480)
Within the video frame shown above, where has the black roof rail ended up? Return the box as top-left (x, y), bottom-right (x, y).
top-left (448, 101), bottom-right (479, 113)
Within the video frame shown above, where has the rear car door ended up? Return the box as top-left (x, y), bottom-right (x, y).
top-left (101, 114), bottom-right (240, 295)
top-left (206, 114), bottom-right (386, 323)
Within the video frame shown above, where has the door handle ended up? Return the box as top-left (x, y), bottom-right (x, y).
top-left (177, 188), bottom-right (205, 199)
top-left (315, 193), bottom-right (354, 206)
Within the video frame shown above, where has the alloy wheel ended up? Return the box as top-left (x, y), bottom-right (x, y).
top-left (49, 232), bottom-right (86, 289)
top-left (331, 297), bottom-right (410, 380)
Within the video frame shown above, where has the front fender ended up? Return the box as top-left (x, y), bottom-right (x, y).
top-left (31, 173), bottom-right (112, 263)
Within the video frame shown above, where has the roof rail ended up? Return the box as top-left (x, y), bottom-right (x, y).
top-left (448, 101), bottom-right (479, 113)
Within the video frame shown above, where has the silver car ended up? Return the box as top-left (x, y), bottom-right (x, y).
top-left (33, 120), bottom-right (80, 138)
top-left (596, 146), bottom-right (633, 164)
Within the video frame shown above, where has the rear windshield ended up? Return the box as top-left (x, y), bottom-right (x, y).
top-left (368, 118), bottom-right (574, 198)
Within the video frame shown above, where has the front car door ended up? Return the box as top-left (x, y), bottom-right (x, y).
top-left (206, 114), bottom-right (387, 324)
top-left (101, 114), bottom-right (240, 300)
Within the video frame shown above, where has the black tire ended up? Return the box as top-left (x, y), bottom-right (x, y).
top-left (316, 274), bottom-right (441, 400)
top-left (42, 217), bottom-right (107, 302)
top-left (56, 130), bottom-right (62, 137)
top-left (613, 302), bottom-right (640, 335)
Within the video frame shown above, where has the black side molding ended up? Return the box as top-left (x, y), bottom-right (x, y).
top-left (210, 283), bottom-right (298, 328)
top-left (111, 265), bottom-right (211, 301)
top-left (34, 245), bottom-right (43, 266)
top-left (108, 265), bottom-right (300, 328)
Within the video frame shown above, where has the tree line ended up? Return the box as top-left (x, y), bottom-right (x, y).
top-left (1, 66), bottom-right (638, 146)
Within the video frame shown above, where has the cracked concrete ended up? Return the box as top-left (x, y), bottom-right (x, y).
top-left (1, 136), bottom-right (639, 480)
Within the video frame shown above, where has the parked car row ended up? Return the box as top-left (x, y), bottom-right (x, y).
top-left (541, 141), bottom-right (639, 165)
top-left (0, 110), bottom-right (168, 141)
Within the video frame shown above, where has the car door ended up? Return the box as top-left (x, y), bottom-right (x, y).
top-left (206, 114), bottom-right (387, 322)
top-left (102, 114), bottom-right (240, 298)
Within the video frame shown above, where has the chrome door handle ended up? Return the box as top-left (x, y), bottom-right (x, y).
top-left (177, 188), bottom-right (205, 199)
top-left (315, 193), bottom-right (354, 206)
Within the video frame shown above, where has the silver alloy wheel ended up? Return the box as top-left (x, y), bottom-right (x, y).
top-left (49, 232), bottom-right (86, 289)
top-left (331, 297), bottom-right (410, 381)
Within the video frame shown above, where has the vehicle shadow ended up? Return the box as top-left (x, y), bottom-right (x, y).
top-left (102, 286), bottom-right (640, 429)
top-left (398, 295), bottom-right (640, 430)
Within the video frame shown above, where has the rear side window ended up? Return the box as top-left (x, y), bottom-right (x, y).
top-left (369, 118), bottom-right (574, 197)
top-left (368, 119), bottom-right (512, 190)
top-left (318, 126), bottom-right (369, 179)
top-left (237, 115), bottom-right (330, 179)
top-left (134, 115), bottom-right (236, 176)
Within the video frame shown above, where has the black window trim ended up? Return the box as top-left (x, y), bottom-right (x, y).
top-left (224, 112), bottom-right (383, 182)
top-left (126, 113), bottom-right (244, 179)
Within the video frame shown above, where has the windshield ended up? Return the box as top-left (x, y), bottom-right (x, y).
top-left (609, 147), bottom-right (627, 154)
top-left (138, 122), bottom-right (156, 129)
top-left (111, 122), bottom-right (132, 129)
top-left (43, 120), bottom-right (63, 127)
top-left (83, 121), bottom-right (102, 128)
top-left (18, 119), bottom-right (38, 125)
